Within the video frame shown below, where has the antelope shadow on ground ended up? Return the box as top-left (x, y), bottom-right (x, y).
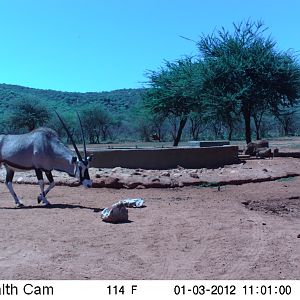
top-left (0, 203), bottom-right (103, 212)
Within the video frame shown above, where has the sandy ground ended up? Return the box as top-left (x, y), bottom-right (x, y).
top-left (0, 157), bottom-right (299, 280)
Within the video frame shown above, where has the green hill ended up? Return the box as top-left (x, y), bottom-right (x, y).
top-left (0, 83), bottom-right (144, 117)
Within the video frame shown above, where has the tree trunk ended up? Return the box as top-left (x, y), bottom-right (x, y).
top-left (284, 123), bottom-right (289, 136)
top-left (95, 134), bottom-right (100, 144)
top-left (191, 122), bottom-right (200, 140)
top-left (173, 117), bottom-right (187, 146)
top-left (253, 115), bottom-right (261, 140)
top-left (253, 118), bottom-right (260, 140)
top-left (227, 127), bottom-right (233, 141)
top-left (255, 127), bottom-right (260, 140)
top-left (102, 126), bottom-right (109, 141)
top-left (190, 116), bottom-right (201, 140)
top-left (191, 128), bottom-right (198, 140)
top-left (226, 119), bottom-right (233, 141)
top-left (243, 108), bottom-right (252, 144)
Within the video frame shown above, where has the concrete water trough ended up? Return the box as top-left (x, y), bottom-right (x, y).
top-left (188, 140), bottom-right (230, 147)
top-left (89, 145), bottom-right (239, 170)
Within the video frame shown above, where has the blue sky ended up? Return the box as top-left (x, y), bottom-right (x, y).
top-left (0, 0), bottom-right (300, 92)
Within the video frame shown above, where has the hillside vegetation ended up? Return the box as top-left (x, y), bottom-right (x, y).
top-left (0, 83), bottom-right (143, 116)
top-left (1, 81), bottom-right (299, 144)
top-left (0, 83), bottom-right (147, 142)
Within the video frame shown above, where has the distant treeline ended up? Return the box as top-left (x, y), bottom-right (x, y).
top-left (0, 82), bottom-right (299, 145)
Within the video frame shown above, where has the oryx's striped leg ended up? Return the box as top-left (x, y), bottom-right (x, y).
top-left (35, 169), bottom-right (50, 206)
top-left (5, 166), bottom-right (24, 207)
top-left (44, 171), bottom-right (55, 197)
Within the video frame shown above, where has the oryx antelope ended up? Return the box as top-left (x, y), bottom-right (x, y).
top-left (0, 112), bottom-right (92, 207)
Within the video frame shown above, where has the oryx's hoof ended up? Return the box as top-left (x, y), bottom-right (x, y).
top-left (37, 195), bottom-right (43, 204)
top-left (16, 203), bottom-right (25, 208)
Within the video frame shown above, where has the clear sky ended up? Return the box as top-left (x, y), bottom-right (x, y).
top-left (0, 0), bottom-right (300, 92)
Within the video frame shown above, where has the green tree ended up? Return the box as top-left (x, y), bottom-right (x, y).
top-left (145, 57), bottom-right (202, 146)
top-left (188, 111), bottom-right (208, 140)
top-left (132, 101), bottom-right (167, 142)
top-left (198, 21), bottom-right (300, 143)
top-left (7, 97), bottom-right (50, 132)
top-left (47, 112), bottom-right (80, 143)
top-left (273, 107), bottom-right (297, 136)
top-left (252, 101), bottom-right (269, 140)
top-left (81, 105), bottom-right (113, 143)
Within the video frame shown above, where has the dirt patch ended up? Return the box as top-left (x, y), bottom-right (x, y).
top-left (243, 197), bottom-right (300, 218)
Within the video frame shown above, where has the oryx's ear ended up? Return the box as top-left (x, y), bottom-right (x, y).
top-left (87, 154), bottom-right (93, 162)
top-left (71, 156), bottom-right (77, 164)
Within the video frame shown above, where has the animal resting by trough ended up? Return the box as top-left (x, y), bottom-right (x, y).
top-left (245, 140), bottom-right (273, 159)
top-left (0, 112), bottom-right (92, 207)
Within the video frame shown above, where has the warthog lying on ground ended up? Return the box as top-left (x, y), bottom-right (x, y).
top-left (245, 140), bottom-right (269, 156)
top-left (255, 148), bottom-right (273, 159)
top-left (245, 140), bottom-right (273, 158)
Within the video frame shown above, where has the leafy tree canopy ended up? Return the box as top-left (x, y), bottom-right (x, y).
top-left (198, 20), bottom-right (300, 143)
top-left (144, 57), bottom-right (204, 145)
top-left (6, 97), bottom-right (50, 132)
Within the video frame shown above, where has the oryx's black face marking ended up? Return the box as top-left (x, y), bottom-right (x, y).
top-left (74, 157), bottom-right (93, 188)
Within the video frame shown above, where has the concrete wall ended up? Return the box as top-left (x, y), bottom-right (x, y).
top-left (188, 140), bottom-right (230, 147)
top-left (90, 145), bottom-right (239, 169)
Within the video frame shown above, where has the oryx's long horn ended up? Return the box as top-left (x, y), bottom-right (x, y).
top-left (76, 111), bottom-right (87, 162)
top-left (54, 111), bottom-right (83, 161)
